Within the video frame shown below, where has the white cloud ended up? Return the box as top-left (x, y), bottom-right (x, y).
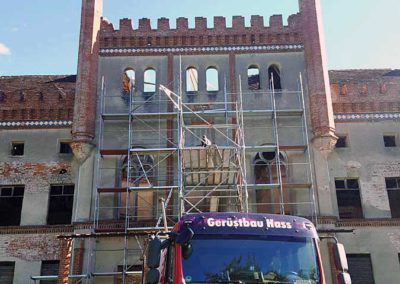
top-left (0, 43), bottom-right (11, 55)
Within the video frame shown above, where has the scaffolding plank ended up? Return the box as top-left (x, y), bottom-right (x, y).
top-left (129, 148), bottom-right (177, 155)
top-left (100, 149), bottom-right (128, 155)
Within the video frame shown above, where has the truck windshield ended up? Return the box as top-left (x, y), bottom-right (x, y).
top-left (182, 235), bottom-right (319, 284)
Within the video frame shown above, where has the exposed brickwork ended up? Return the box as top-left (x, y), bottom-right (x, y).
top-left (330, 69), bottom-right (400, 115)
top-left (0, 75), bottom-right (75, 124)
top-left (72, 0), bottom-right (102, 144)
top-left (99, 14), bottom-right (302, 49)
top-left (0, 161), bottom-right (73, 193)
top-left (0, 234), bottom-right (61, 261)
top-left (300, 0), bottom-right (336, 140)
top-left (57, 238), bottom-right (72, 284)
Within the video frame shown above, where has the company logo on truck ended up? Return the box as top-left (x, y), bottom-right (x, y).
top-left (206, 217), bottom-right (292, 229)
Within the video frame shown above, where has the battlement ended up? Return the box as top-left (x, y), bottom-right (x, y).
top-left (99, 14), bottom-right (303, 49)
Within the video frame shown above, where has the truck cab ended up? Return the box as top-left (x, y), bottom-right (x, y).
top-left (146, 212), bottom-right (328, 284)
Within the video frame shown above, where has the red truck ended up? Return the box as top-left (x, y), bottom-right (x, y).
top-left (145, 212), bottom-right (351, 284)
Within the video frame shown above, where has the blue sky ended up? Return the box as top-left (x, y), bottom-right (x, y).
top-left (0, 0), bottom-right (399, 75)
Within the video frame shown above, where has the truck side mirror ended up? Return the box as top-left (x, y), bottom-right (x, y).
top-left (333, 243), bottom-right (352, 284)
top-left (147, 238), bottom-right (162, 269)
top-left (176, 227), bottom-right (194, 245)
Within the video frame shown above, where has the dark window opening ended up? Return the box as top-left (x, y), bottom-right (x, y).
top-left (268, 65), bottom-right (282, 90)
top-left (383, 135), bottom-right (396, 147)
top-left (347, 254), bottom-right (375, 284)
top-left (59, 142), bottom-right (72, 154)
top-left (40, 260), bottom-right (59, 284)
top-left (11, 142), bottom-right (24, 156)
top-left (0, 186), bottom-right (24, 226)
top-left (47, 185), bottom-right (74, 225)
top-left (386, 177), bottom-right (400, 218)
top-left (336, 136), bottom-right (347, 148)
top-left (335, 178), bottom-right (363, 219)
top-left (123, 69), bottom-right (135, 94)
top-left (248, 66), bottom-right (260, 90)
top-left (0, 262), bottom-right (15, 284)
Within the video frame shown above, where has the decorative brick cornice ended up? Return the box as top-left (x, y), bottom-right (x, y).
top-left (0, 119), bottom-right (72, 129)
top-left (99, 14), bottom-right (303, 50)
top-left (317, 217), bottom-right (400, 227)
top-left (0, 224), bottom-right (74, 235)
top-left (334, 112), bottom-right (400, 122)
top-left (99, 44), bottom-right (304, 56)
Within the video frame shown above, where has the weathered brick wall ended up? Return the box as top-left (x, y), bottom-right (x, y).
top-left (0, 234), bottom-right (61, 261)
top-left (0, 161), bottom-right (73, 193)
top-left (330, 69), bottom-right (400, 113)
top-left (0, 75), bottom-right (75, 122)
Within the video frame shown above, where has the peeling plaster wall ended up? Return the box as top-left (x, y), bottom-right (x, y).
top-left (329, 121), bottom-right (400, 218)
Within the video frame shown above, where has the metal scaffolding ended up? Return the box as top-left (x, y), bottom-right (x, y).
top-left (61, 72), bottom-right (316, 283)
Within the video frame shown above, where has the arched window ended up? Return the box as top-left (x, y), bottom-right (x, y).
top-left (120, 153), bottom-right (155, 220)
top-left (268, 65), bottom-right (282, 90)
top-left (123, 68), bottom-right (135, 93)
top-left (248, 66), bottom-right (260, 90)
top-left (186, 67), bottom-right (198, 92)
top-left (206, 67), bottom-right (219, 92)
top-left (144, 69), bottom-right (156, 93)
top-left (254, 150), bottom-right (289, 214)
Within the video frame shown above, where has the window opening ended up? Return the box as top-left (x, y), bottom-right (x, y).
top-left (120, 153), bottom-right (154, 220)
top-left (268, 65), bottom-right (282, 90)
top-left (383, 135), bottom-right (396, 147)
top-left (336, 136), bottom-right (347, 148)
top-left (0, 262), bottom-right (15, 284)
top-left (206, 67), bottom-right (219, 92)
top-left (40, 260), bottom-right (59, 284)
top-left (186, 67), bottom-right (199, 92)
top-left (346, 254), bottom-right (375, 284)
top-left (47, 184), bottom-right (74, 225)
top-left (335, 178), bottom-right (363, 219)
top-left (144, 69), bottom-right (156, 93)
top-left (59, 142), bottom-right (72, 154)
top-left (386, 177), bottom-right (400, 218)
top-left (123, 69), bottom-right (135, 93)
top-left (11, 142), bottom-right (24, 156)
top-left (248, 66), bottom-right (260, 90)
top-left (0, 185), bottom-right (24, 226)
top-left (254, 151), bottom-right (289, 214)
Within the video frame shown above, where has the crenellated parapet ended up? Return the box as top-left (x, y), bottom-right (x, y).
top-left (99, 14), bottom-right (303, 49)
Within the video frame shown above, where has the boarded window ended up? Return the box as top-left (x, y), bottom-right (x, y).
top-left (248, 66), bottom-right (260, 90)
top-left (0, 262), bottom-right (15, 284)
top-left (386, 177), bottom-right (400, 218)
top-left (11, 142), bottom-right (24, 156)
top-left (206, 67), bottom-right (219, 92)
top-left (144, 69), bottom-right (156, 93)
top-left (0, 185), bottom-right (24, 226)
top-left (268, 65), bottom-right (282, 90)
top-left (186, 67), bottom-right (198, 92)
top-left (347, 254), bottom-right (375, 284)
top-left (47, 185), bottom-right (74, 225)
top-left (335, 178), bottom-right (363, 219)
top-left (383, 135), bottom-right (396, 147)
top-left (40, 260), bottom-right (59, 284)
